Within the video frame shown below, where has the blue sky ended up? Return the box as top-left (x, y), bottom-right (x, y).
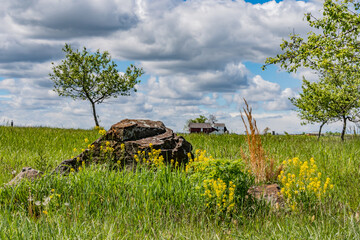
top-left (0, 0), bottom-right (349, 133)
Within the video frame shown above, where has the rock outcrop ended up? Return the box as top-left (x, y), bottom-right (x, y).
top-left (54, 119), bottom-right (193, 174)
top-left (247, 184), bottom-right (283, 206)
top-left (6, 167), bottom-right (43, 186)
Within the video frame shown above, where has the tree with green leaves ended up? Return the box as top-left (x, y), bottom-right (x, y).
top-left (50, 44), bottom-right (144, 127)
top-left (320, 73), bottom-right (360, 140)
top-left (263, 0), bottom-right (360, 141)
top-left (290, 78), bottom-right (337, 139)
top-left (189, 115), bottom-right (208, 124)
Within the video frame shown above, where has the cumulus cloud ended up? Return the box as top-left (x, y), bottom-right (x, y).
top-left (0, 40), bottom-right (62, 63)
top-left (0, 0), bottom-right (321, 75)
top-left (145, 62), bottom-right (249, 101)
top-left (0, 61), bottom-right (55, 78)
top-left (290, 67), bottom-right (319, 82)
top-left (0, 0), bottom-right (328, 132)
top-left (240, 75), bottom-right (281, 102)
top-left (229, 75), bottom-right (297, 111)
top-left (88, 0), bottom-right (319, 75)
top-left (6, 0), bottom-right (139, 39)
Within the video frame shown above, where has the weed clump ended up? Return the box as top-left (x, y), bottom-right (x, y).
top-left (186, 149), bottom-right (254, 215)
top-left (240, 99), bottom-right (281, 183)
top-left (278, 157), bottom-right (334, 211)
top-left (203, 178), bottom-right (236, 213)
top-left (134, 143), bottom-right (166, 168)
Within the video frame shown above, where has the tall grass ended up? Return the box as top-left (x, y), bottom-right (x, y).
top-left (185, 133), bottom-right (360, 209)
top-left (0, 165), bottom-right (227, 239)
top-left (240, 99), bottom-right (280, 183)
top-left (0, 126), bottom-right (99, 184)
top-left (0, 126), bottom-right (360, 239)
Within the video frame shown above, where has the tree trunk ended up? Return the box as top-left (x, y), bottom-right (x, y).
top-left (90, 101), bottom-right (99, 127)
top-left (341, 115), bottom-right (347, 141)
top-left (318, 122), bottom-right (326, 140)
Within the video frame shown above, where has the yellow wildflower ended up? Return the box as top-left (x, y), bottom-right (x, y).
top-left (278, 157), bottom-right (334, 211)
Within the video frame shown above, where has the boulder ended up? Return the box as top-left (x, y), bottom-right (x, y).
top-left (54, 119), bottom-right (193, 173)
top-left (6, 167), bottom-right (43, 186)
top-left (247, 184), bottom-right (283, 206)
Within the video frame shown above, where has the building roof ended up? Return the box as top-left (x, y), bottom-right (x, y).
top-left (188, 122), bottom-right (212, 128)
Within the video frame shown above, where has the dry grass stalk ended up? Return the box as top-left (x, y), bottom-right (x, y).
top-left (28, 187), bottom-right (34, 218)
top-left (240, 99), bottom-right (281, 183)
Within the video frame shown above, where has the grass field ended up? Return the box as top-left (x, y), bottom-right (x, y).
top-left (0, 126), bottom-right (360, 239)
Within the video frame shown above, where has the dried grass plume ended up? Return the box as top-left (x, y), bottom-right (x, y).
top-left (240, 99), bottom-right (281, 183)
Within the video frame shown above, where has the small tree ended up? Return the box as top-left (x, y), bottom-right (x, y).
top-left (208, 114), bottom-right (217, 124)
top-left (189, 115), bottom-right (208, 124)
top-left (50, 44), bottom-right (144, 127)
top-left (291, 76), bottom-right (360, 140)
top-left (290, 78), bottom-right (335, 139)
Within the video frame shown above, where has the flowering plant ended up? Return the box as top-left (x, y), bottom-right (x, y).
top-left (278, 157), bottom-right (334, 211)
top-left (186, 149), bottom-right (254, 213)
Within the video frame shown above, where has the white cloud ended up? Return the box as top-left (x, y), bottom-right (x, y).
top-left (263, 87), bottom-right (297, 111)
top-left (229, 75), bottom-right (296, 111)
top-left (240, 75), bottom-right (281, 102)
top-left (0, 0), bottom-right (337, 134)
top-left (6, 0), bottom-right (139, 39)
top-left (290, 67), bottom-right (319, 82)
top-left (0, 61), bottom-right (55, 78)
top-left (90, 0), bottom-right (319, 75)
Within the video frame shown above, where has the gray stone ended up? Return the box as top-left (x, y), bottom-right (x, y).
top-left (54, 119), bottom-right (193, 174)
top-left (6, 167), bottom-right (43, 186)
top-left (247, 183), bottom-right (283, 206)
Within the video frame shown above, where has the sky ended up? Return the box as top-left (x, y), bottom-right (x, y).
top-left (0, 0), bottom-right (353, 133)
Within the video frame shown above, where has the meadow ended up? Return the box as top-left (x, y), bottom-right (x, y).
top-left (0, 126), bottom-right (359, 239)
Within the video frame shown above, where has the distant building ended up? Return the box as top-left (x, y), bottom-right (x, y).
top-left (188, 122), bottom-right (228, 134)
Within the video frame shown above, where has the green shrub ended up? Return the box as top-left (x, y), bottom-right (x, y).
top-left (278, 157), bottom-right (334, 211)
top-left (186, 150), bottom-right (254, 211)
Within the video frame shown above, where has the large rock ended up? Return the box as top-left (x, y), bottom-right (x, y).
top-left (247, 184), bottom-right (283, 207)
top-left (6, 167), bottom-right (43, 186)
top-left (54, 119), bottom-right (193, 173)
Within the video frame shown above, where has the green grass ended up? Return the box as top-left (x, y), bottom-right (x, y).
top-left (185, 133), bottom-right (360, 208)
top-left (0, 126), bottom-right (99, 184)
top-left (1, 127), bottom-right (360, 239)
